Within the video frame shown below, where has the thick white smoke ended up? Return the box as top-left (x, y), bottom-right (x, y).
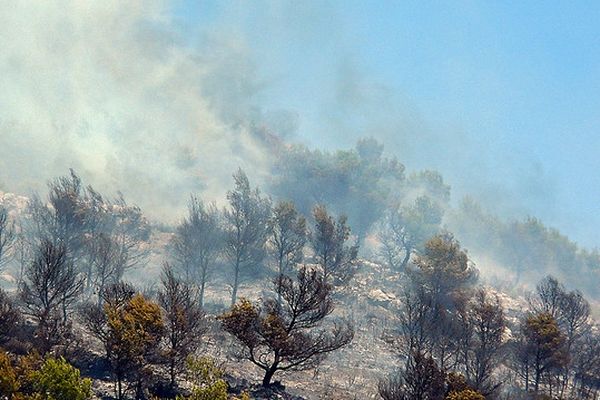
top-left (0, 1), bottom-right (274, 219)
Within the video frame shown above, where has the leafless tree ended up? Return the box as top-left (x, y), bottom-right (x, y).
top-left (379, 351), bottom-right (446, 400)
top-left (463, 289), bottom-right (506, 395)
top-left (15, 221), bottom-right (32, 286)
top-left (26, 170), bottom-right (91, 264)
top-left (106, 193), bottom-right (150, 274)
top-left (395, 284), bottom-right (435, 359)
top-left (529, 275), bottom-right (592, 397)
top-left (0, 288), bottom-right (19, 344)
top-left (170, 196), bottom-right (222, 307)
top-left (530, 275), bottom-right (565, 319)
top-left (26, 172), bottom-right (149, 292)
top-left (158, 265), bottom-right (207, 390)
top-left (379, 369), bottom-right (407, 400)
top-left (0, 205), bottom-right (16, 272)
top-left (86, 233), bottom-right (124, 305)
top-left (84, 191), bottom-right (150, 286)
top-left (19, 240), bottom-right (84, 352)
top-left (572, 330), bottom-right (600, 399)
top-left (557, 289), bottom-right (591, 397)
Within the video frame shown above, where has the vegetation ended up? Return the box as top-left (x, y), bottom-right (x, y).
top-left (0, 349), bottom-right (91, 399)
top-left (310, 205), bottom-right (359, 285)
top-left (0, 205), bottom-right (15, 272)
top-left (223, 169), bottom-right (271, 306)
top-left (19, 240), bottom-right (84, 353)
top-left (270, 138), bottom-right (407, 239)
top-left (181, 356), bottom-right (228, 400)
top-left (0, 157), bottom-right (598, 399)
top-left (268, 201), bottom-right (307, 305)
top-left (31, 356), bottom-right (93, 400)
top-left (450, 197), bottom-right (600, 295)
top-left (219, 266), bottom-right (354, 386)
top-left (379, 195), bottom-right (443, 271)
top-left (159, 265), bottom-right (207, 390)
top-left (170, 196), bottom-right (222, 307)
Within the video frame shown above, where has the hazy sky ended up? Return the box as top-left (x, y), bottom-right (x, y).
top-left (174, 1), bottom-right (600, 247)
top-left (0, 1), bottom-right (598, 248)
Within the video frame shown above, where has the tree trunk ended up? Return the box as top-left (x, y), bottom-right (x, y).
top-left (62, 296), bottom-right (68, 323)
top-left (117, 376), bottom-right (123, 400)
top-left (199, 279), bottom-right (206, 308)
top-left (231, 261), bottom-right (239, 306)
top-left (400, 244), bottom-right (411, 271)
top-left (276, 259), bottom-right (284, 307)
top-left (170, 358), bottom-right (176, 390)
top-left (135, 377), bottom-right (145, 400)
top-left (262, 367), bottom-right (277, 387)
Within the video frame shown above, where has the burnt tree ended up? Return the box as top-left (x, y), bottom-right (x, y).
top-left (219, 266), bottom-right (354, 386)
top-left (310, 205), bottom-right (359, 285)
top-left (158, 265), bottom-right (207, 390)
top-left (19, 240), bottom-right (84, 352)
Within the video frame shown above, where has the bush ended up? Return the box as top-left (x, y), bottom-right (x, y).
top-left (31, 357), bottom-right (92, 400)
top-left (0, 350), bottom-right (19, 396)
top-left (181, 356), bottom-right (228, 400)
top-left (0, 349), bottom-right (90, 399)
top-left (446, 389), bottom-right (485, 400)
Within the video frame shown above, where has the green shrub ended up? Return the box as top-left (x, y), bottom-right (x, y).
top-left (176, 356), bottom-right (228, 400)
top-left (30, 357), bottom-right (91, 400)
top-left (446, 389), bottom-right (485, 400)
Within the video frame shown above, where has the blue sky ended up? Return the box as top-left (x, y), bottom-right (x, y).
top-left (171, 1), bottom-right (600, 247)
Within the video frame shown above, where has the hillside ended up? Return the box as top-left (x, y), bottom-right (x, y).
top-left (0, 166), bottom-right (598, 400)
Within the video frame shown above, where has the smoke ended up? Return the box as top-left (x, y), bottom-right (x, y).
top-left (0, 1), bottom-right (593, 251)
top-left (0, 1), bottom-right (277, 219)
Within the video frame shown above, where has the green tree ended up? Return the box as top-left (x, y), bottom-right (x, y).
top-left (106, 293), bottom-right (164, 399)
top-left (83, 286), bottom-right (164, 400)
top-left (407, 234), bottom-right (478, 370)
top-left (412, 233), bottom-right (478, 310)
top-left (269, 139), bottom-right (406, 240)
top-left (0, 350), bottom-right (90, 400)
top-left (514, 312), bottom-right (568, 394)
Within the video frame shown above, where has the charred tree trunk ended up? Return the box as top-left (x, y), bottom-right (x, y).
top-left (262, 366), bottom-right (278, 387)
top-left (231, 259), bottom-right (240, 307)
